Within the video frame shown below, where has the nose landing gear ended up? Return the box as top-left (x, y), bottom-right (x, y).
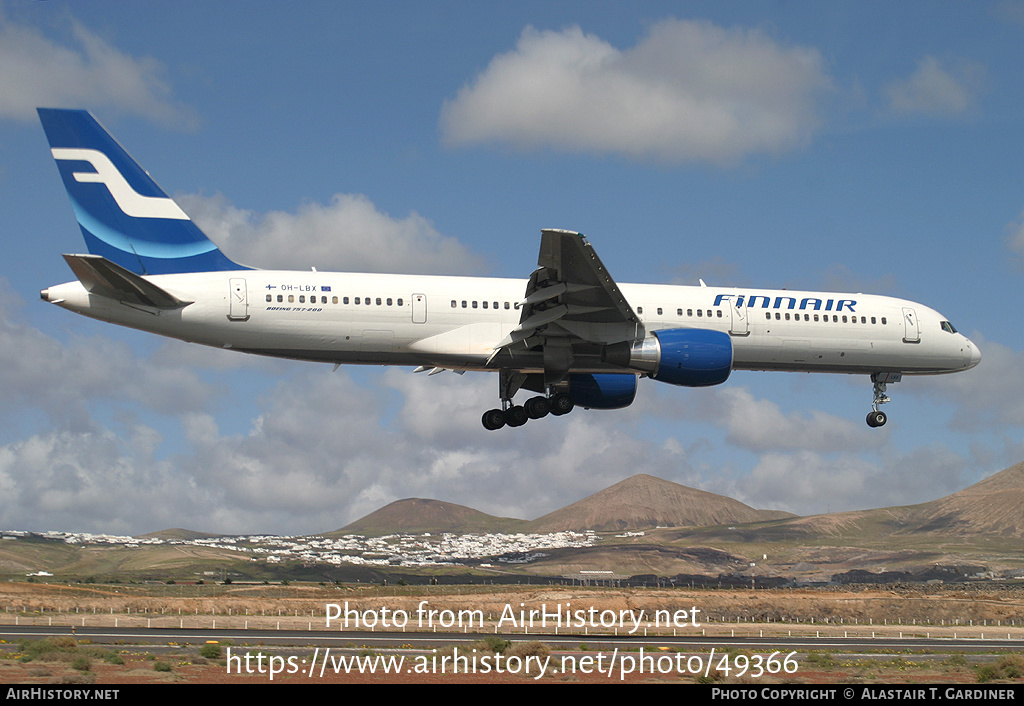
top-left (867, 372), bottom-right (901, 428)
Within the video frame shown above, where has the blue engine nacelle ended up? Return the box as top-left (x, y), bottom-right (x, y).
top-left (602, 328), bottom-right (733, 387)
top-left (568, 373), bottom-right (638, 409)
top-left (650, 328), bottom-right (732, 386)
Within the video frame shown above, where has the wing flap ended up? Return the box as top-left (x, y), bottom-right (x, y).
top-left (503, 230), bottom-right (642, 347)
top-left (488, 229), bottom-right (643, 380)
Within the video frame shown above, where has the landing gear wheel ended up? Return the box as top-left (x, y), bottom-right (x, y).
top-left (524, 396), bottom-right (550, 419)
top-left (482, 409), bottom-right (506, 431)
top-left (505, 405), bottom-right (529, 427)
top-left (549, 392), bottom-right (574, 416)
top-left (866, 410), bottom-right (887, 428)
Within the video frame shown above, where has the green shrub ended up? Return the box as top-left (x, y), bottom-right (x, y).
top-left (506, 641), bottom-right (550, 659)
top-left (199, 643), bottom-right (221, 659)
top-left (977, 655), bottom-right (1024, 683)
top-left (475, 636), bottom-right (511, 654)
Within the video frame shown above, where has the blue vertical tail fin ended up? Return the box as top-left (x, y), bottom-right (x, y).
top-left (38, 108), bottom-right (246, 275)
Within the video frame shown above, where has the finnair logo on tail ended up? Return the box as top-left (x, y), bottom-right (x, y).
top-left (51, 148), bottom-right (189, 220)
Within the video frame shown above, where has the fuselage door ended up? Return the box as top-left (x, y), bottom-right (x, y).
top-left (729, 301), bottom-right (749, 336)
top-left (228, 278), bottom-right (249, 321)
top-left (902, 307), bottom-right (919, 343)
top-left (412, 293), bottom-right (427, 324)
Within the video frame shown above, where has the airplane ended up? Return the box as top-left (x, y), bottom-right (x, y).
top-left (37, 108), bottom-right (981, 431)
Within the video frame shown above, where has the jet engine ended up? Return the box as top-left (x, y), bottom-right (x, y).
top-left (603, 328), bottom-right (732, 387)
top-left (567, 373), bottom-right (638, 409)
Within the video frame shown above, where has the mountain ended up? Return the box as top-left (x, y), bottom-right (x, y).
top-left (527, 474), bottom-right (794, 532)
top-left (332, 463), bottom-right (1024, 540)
top-left (896, 461), bottom-right (1024, 537)
top-left (754, 461), bottom-right (1024, 541)
top-left (335, 498), bottom-right (526, 536)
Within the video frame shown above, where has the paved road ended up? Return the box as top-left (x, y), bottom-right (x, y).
top-left (2, 624), bottom-right (1021, 653)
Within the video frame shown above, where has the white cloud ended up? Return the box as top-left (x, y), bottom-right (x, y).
top-left (884, 56), bottom-right (984, 117)
top-left (441, 20), bottom-right (832, 165)
top-left (645, 383), bottom-right (871, 453)
top-left (0, 281), bottom-right (212, 429)
top-left (923, 334), bottom-right (1024, 430)
top-left (179, 192), bottom-right (485, 275)
top-left (725, 444), bottom-right (975, 516)
top-left (1006, 209), bottom-right (1024, 262)
top-left (718, 388), bottom-right (872, 452)
top-left (0, 427), bottom-right (193, 534)
top-left (0, 13), bottom-right (194, 126)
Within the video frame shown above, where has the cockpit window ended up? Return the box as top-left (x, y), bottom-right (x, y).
top-left (940, 321), bottom-right (958, 334)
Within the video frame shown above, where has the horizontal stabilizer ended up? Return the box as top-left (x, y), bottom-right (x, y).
top-left (62, 253), bottom-right (192, 309)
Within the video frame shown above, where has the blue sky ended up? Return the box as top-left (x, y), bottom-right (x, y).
top-left (2, 1), bottom-right (1023, 535)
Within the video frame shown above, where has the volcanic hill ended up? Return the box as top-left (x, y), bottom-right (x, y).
top-left (335, 498), bottom-right (524, 536)
top-left (527, 474), bottom-right (794, 532)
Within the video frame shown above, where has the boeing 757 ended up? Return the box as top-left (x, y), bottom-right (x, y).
top-left (37, 109), bottom-right (980, 430)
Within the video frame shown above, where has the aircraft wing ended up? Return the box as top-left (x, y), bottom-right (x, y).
top-left (491, 229), bottom-right (643, 382)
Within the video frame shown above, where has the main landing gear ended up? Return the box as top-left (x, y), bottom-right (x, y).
top-left (482, 369), bottom-right (574, 430)
top-left (482, 392), bottom-right (574, 430)
top-left (866, 372), bottom-right (901, 428)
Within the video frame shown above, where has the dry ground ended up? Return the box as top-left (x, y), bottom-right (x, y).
top-left (2, 582), bottom-right (1023, 684)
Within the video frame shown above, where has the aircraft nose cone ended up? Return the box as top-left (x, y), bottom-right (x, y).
top-left (967, 340), bottom-right (981, 369)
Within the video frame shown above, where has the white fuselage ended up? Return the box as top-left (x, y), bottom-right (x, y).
top-left (42, 269), bottom-right (980, 378)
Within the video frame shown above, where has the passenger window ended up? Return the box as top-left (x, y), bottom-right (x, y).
top-left (657, 307), bottom-right (663, 315)
top-left (387, 298), bottom-right (392, 306)
top-left (717, 310), bottom-right (723, 318)
top-left (397, 298), bottom-right (403, 306)
top-left (278, 295), bottom-right (283, 303)
top-left (332, 296), bottom-right (338, 304)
